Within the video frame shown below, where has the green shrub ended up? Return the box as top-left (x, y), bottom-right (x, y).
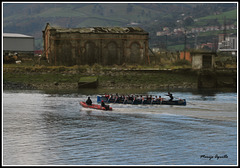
top-left (77, 65), bottom-right (89, 73)
top-left (92, 63), bottom-right (102, 72)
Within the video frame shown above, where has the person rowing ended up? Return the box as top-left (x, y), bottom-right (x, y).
top-left (166, 92), bottom-right (173, 101)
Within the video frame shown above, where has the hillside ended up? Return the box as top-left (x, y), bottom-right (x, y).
top-left (3, 2), bottom-right (237, 50)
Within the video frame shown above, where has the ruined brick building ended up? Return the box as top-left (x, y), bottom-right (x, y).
top-left (42, 23), bottom-right (149, 66)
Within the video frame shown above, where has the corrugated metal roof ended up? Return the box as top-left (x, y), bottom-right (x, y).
top-left (3, 33), bottom-right (34, 38)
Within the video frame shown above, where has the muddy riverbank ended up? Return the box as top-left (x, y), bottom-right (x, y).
top-left (3, 66), bottom-right (198, 90)
top-left (3, 65), bottom-right (236, 91)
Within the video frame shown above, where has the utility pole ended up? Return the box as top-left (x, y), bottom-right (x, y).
top-left (194, 32), bottom-right (198, 49)
top-left (223, 16), bottom-right (226, 41)
top-left (212, 37), bottom-right (217, 52)
top-left (165, 35), bottom-right (168, 50)
top-left (184, 29), bottom-right (187, 60)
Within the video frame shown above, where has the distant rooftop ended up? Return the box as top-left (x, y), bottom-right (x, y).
top-left (3, 33), bottom-right (34, 38)
top-left (47, 24), bottom-right (148, 34)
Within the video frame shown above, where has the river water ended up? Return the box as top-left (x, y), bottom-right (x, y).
top-left (2, 89), bottom-right (238, 165)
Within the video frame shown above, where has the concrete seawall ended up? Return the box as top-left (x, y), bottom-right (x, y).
top-left (198, 69), bottom-right (237, 89)
top-left (3, 66), bottom-right (237, 90)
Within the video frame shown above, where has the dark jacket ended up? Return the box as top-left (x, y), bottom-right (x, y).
top-left (86, 97), bottom-right (92, 105)
top-left (101, 101), bottom-right (105, 107)
top-left (167, 93), bottom-right (173, 101)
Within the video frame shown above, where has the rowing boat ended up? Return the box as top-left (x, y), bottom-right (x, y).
top-left (80, 101), bottom-right (113, 111)
top-left (97, 96), bottom-right (186, 106)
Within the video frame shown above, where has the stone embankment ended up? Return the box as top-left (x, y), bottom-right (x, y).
top-left (198, 69), bottom-right (237, 89)
top-left (3, 66), bottom-right (237, 91)
top-left (3, 81), bottom-right (37, 90)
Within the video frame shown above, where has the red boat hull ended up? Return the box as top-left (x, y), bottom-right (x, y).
top-left (80, 101), bottom-right (112, 111)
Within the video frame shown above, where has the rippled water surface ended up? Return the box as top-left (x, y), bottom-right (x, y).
top-left (3, 89), bottom-right (237, 165)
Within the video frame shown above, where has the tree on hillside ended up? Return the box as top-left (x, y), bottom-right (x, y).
top-left (183, 17), bottom-right (194, 27)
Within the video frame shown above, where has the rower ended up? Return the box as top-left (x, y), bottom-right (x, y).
top-left (166, 92), bottom-right (173, 101)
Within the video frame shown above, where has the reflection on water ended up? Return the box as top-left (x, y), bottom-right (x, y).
top-left (3, 89), bottom-right (237, 165)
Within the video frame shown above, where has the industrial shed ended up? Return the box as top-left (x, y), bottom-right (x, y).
top-left (42, 23), bottom-right (149, 66)
top-left (191, 51), bottom-right (217, 69)
top-left (3, 33), bottom-right (35, 57)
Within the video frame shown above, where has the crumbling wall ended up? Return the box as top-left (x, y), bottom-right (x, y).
top-left (44, 26), bottom-right (149, 66)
